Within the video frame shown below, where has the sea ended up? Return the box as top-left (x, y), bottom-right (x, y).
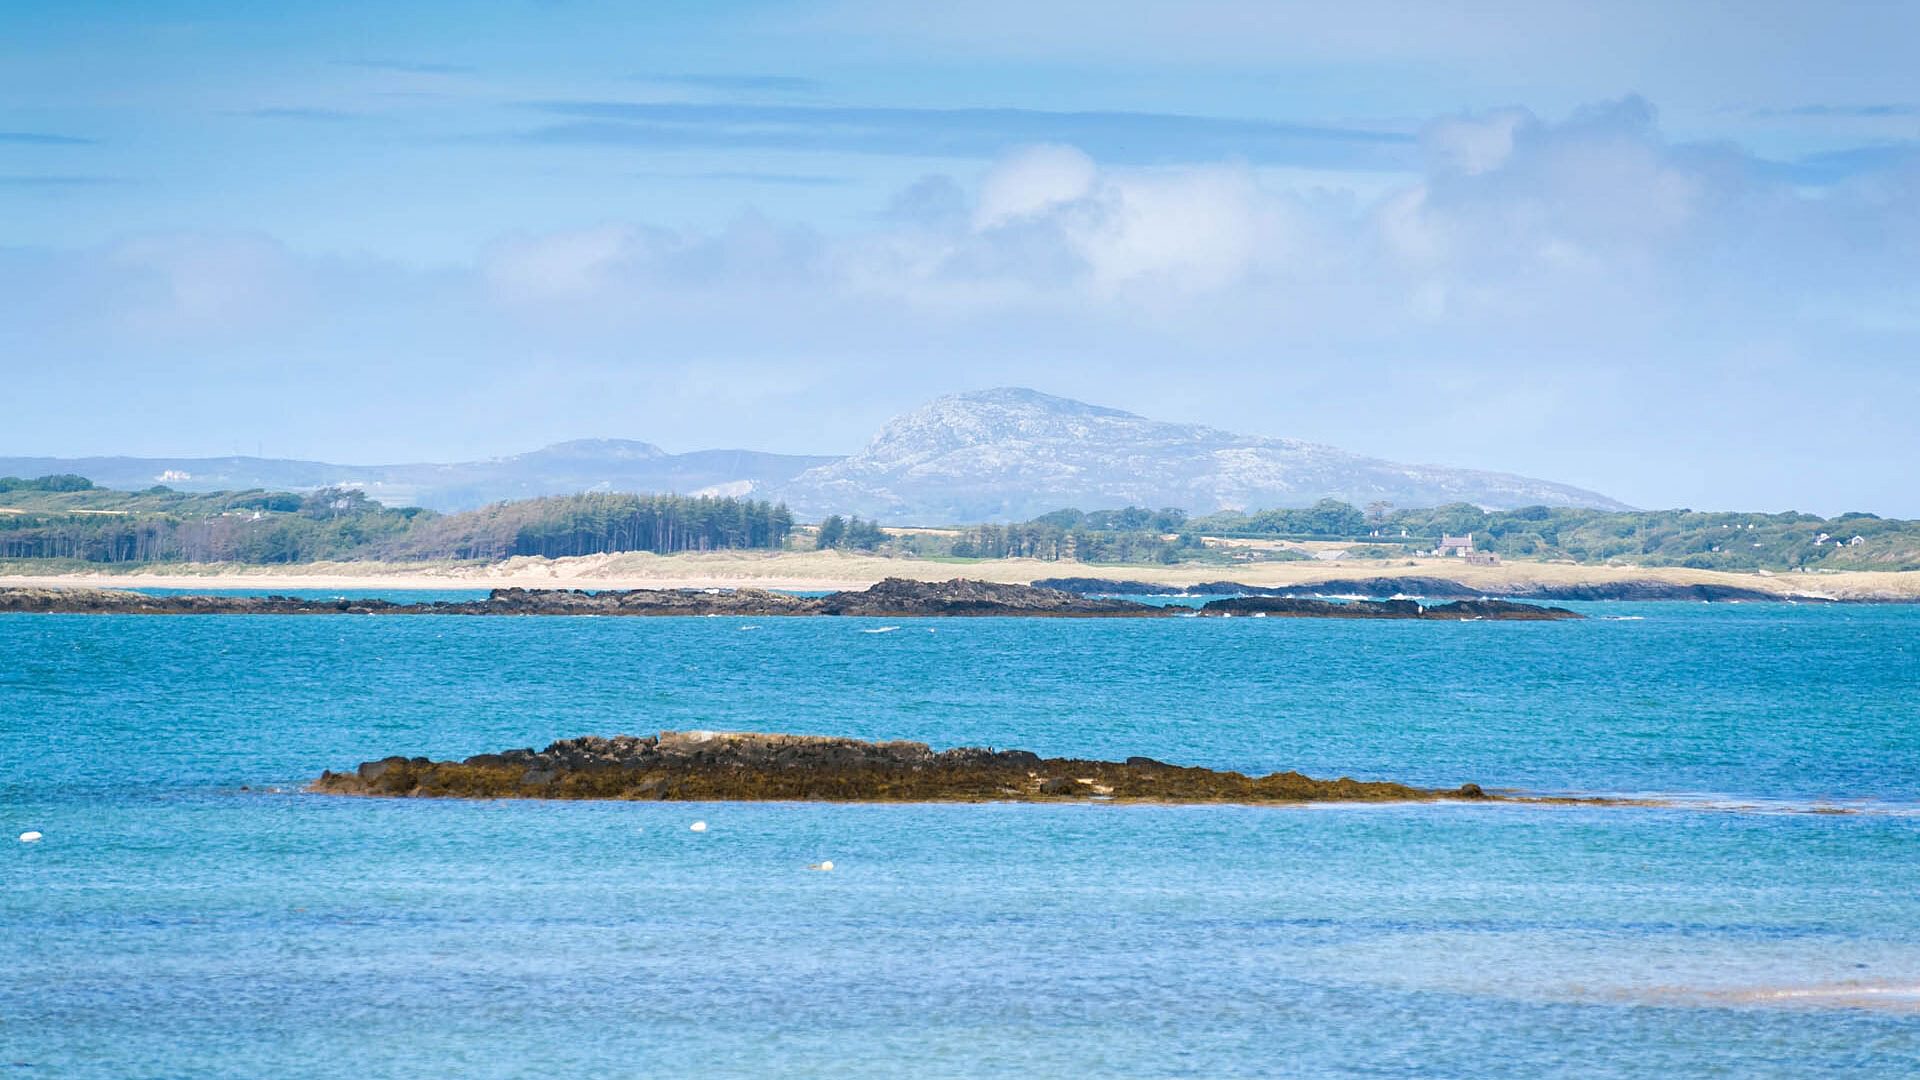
top-left (3, 599), bottom-right (1918, 1077)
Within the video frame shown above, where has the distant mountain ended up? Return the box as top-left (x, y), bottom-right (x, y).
top-left (769, 388), bottom-right (1629, 521)
top-left (0, 440), bottom-right (836, 513)
top-left (2, 387), bottom-right (1627, 519)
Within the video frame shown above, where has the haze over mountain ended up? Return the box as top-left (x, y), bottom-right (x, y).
top-left (0, 442), bottom-right (835, 515)
top-left (2, 388), bottom-right (1625, 520)
top-left (775, 389), bottom-right (1628, 521)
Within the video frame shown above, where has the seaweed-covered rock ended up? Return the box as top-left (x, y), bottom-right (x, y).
top-left (1195, 596), bottom-right (1581, 620)
top-left (310, 730), bottom-right (1493, 806)
top-left (0, 579), bottom-right (1581, 619)
top-left (814, 578), bottom-right (1153, 617)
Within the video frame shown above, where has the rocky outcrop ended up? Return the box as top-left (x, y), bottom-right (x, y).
top-left (1035, 576), bottom-right (1822, 603)
top-left (1031, 577), bottom-right (1299, 596)
top-left (312, 730), bottom-right (1494, 805)
top-left (0, 579), bottom-right (1157, 618)
top-left (812, 577), bottom-right (1147, 616)
top-left (0, 587), bottom-right (410, 615)
top-left (477, 586), bottom-right (817, 616)
top-left (0, 579), bottom-right (1588, 619)
top-left (1195, 596), bottom-right (1582, 620)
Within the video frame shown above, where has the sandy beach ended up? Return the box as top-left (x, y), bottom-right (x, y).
top-left (5, 549), bottom-right (1918, 600)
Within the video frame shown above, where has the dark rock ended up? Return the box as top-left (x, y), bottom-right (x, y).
top-left (0, 577), bottom-right (1679, 618)
top-left (1196, 596), bottom-right (1581, 620)
top-left (1036, 575), bottom-right (1827, 604)
top-left (813, 578), bottom-right (1153, 617)
top-left (357, 756), bottom-right (408, 782)
top-left (1420, 599), bottom-right (1582, 620)
top-left (310, 730), bottom-right (1496, 807)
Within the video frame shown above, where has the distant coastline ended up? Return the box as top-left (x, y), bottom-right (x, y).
top-left (0, 579), bottom-right (1582, 620)
top-left (4, 549), bottom-right (1917, 601)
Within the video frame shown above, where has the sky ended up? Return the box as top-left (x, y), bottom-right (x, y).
top-left (3, 0), bottom-right (1918, 515)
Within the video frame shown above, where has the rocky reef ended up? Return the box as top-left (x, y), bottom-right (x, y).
top-left (312, 730), bottom-right (1493, 805)
top-left (0, 578), bottom-right (1582, 619)
top-left (1193, 596), bottom-right (1581, 620)
top-left (0, 579), bottom-right (1148, 617)
top-left (1035, 575), bottom-right (1808, 603)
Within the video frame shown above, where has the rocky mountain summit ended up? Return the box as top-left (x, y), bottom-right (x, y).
top-left (772, 388), bottom-right (1627, 522)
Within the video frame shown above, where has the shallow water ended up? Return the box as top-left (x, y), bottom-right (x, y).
top-left (4, 604), bottom-right (1919, 1076)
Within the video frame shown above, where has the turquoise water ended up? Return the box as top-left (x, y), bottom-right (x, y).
top-left (123, 587), bottom-right (495, 604)
top-left (4, 605), bottom-right (1919, 1076)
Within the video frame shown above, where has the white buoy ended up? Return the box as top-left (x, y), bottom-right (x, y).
top-left (18, 831), bottom-right (42, 843)
top-left (689, 820), bottom-right (708, 832)
top-left (809, 860), bottom-right (834, 872)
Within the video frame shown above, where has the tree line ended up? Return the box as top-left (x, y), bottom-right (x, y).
top-left (0, 483), bottom-right (793, 565)
top-left (5, 474), bottom-right (1916, 571)
top-left (391, 493), bottom-right (794, 561)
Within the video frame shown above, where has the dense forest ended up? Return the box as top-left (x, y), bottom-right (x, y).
top-left (0, 478), bottom-right (791, 565)
top-left (388, 493), bottom-right (793, 560)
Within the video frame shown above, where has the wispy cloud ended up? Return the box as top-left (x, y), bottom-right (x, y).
top-left (630, 169), bottom-right (852, 187)
top-left (514, 101), bottom-right (1415, 169)
top-left (635, 74), bottom-right (822, 94)
top-left (1762, 142), bottom-right (1920, 184)
top-left (0, 131), bottom-right (96, 145)
top-left (340, 59), bottom-right (472, 76)
top-left (0, 175), bottom-right (121, 187)
top-left (241, 107), bottom-right (362, 123)
top-left (1752, 103), bottom-right (1918, 119)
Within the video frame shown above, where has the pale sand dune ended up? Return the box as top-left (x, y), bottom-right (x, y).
top-left (5, 549), bottom-right (1920, 599)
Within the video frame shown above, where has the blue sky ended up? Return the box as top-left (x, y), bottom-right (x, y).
top-left (4, 1), bottom-right (1919, 513)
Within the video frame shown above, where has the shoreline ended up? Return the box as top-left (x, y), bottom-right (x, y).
top-left (0, 580), bottom-right (1581, 620)
top-left (4, 549), bottom-right (1917, 600)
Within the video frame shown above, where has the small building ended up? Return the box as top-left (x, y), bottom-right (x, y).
top-left (1464, 550), bottom-right (1500, 566)
top-left (1849, 535), bottom-right (1866, 547)
top-left (1435, 534), bottom-right (1475, 556)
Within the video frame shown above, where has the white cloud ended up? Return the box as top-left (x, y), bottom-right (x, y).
top-left (1424, 109), bottom-right (1530, 176)
top-left (972, 144), bottom-right (1098, 229)
top-left (104, 232), bottom-right (309, 335)
top-left (483, 223), bottom-right (656, 301)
